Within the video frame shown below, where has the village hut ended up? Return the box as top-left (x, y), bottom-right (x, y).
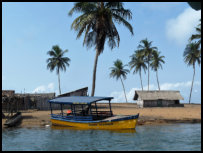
top-left (15, 93), bottom-right (56, 110)
top-left (2, 90), bottom-right (56, 111)
top-left (57, 87), bottom-right (88, 97)
top-left (2, 90), bottom-right (15, 97)
top-left (133, 90), bottom-right (184, 108)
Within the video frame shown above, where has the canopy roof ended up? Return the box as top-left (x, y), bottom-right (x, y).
top-left (48, 96), bottom-right (114, 105)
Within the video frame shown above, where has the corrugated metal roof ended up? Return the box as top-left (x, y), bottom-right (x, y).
top-left (58, 87), bottom-right (88, 97)
top-left (133, 90), bottom-right (184, 100)
top-left (48, 96), bottom-right (113, 104)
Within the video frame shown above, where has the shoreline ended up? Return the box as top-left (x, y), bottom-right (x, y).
top-left (2, 103), bottom-right (201, 129)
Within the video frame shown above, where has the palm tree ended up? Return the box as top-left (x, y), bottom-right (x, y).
top-left (150, 50), bottom-right (165, 90)
top-left (137, 38), bottom-right (157, 91)
top-left (129, 50), bottom-right (147, 91)
top-left (187, 2), bottom-right (201, 11)
top-left (183, 42), bottom-right (201, 104)
top-left (69, 2), bottom-right (133, 96)
top-left (46, 45), bottom-right (71, 95)
top-left (110, 59), bottom-right (129, 103)
top-left (190, 19), bottom-right (201, 47)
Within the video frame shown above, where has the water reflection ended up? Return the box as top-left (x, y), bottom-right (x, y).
top-left (2, 124), bottom-right (201, 151)
top-left (51, 125), bottom-right (136, 133)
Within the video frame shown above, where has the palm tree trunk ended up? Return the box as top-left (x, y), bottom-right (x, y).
top-left (120, 77), bottom-right (128, 103)
top-left (189, 64), bottom-right (195, 104)
top-left (91, 50), bottom-right (100, 96)
top-left (139, 71), bottom-right (143, 91)
top-left (58, 69), bottom-right (61, 95)
top-left (156, 70), bottom-right (160, 90)
top-left (148, 56), bottom-right (150, 91)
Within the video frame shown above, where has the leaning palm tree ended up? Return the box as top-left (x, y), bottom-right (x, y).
top-left (190, 19), bottom-right (201, 47)
top-left (137, 38), bottom-right (157, 90)
top-left (150, 50), bottom-right (165, 90)
top-left (46, 45), bottom-right (71, 95)
top-left (110, 59), bottom-right (129, 103)
top-left (183, 42), bottom-right (201, 104)
top-left (69, 2), bottom-right (133, 96)
top-left (129, 50), bottom-right (147, 91)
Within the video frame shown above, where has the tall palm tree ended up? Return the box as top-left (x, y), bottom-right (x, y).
top-left (138, 38), bottom-right (157, 91)
top-left (190, 19), bottom-right (201, 47)
top-left (110, 59), bottom-right (129, 103)
top-left (129, 50), bottom-right (147, 91)
top-left (183, 42), bottom-right (201, 104)
top-left (150, 50), bottom-right (165, 90)
top-left (46, 45), bottom-right (71, 95)
top-left (69, 2), bottom-right (133, 96)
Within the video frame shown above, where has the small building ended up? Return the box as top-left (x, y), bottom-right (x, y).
top-left (15, 93), bottom-right (56, 110)
top-left (2, 90), bottom-right (15, 97)
top-left (133, 90), bottom-right (184, 108)
top-left (58, 87), bottom-right (88, 97)
top-left (2, 90), bottom-right (56, 111)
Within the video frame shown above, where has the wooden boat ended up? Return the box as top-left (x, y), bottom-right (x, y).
top-left (4, 112), bottom-right (22, 127)
top-left (48, 96), bottom-right (139, 130)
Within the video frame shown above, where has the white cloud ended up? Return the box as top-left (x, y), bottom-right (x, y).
top-left (110, 81), bottom-right (201, 103)
top-left (33, 86), bottom-right (46, 93)
top-left (110, 87), bottom-right (141, 103)
top-left (160, 81), bottom-right (200, 90)
top-left (32, 83), bottom-right (55, 93)
top-left (141, 2), bottom-right (182, 11)
top-left (47, 83), bottom-right (54, 91)
top-left (166, 8), bottom-right (201, 45)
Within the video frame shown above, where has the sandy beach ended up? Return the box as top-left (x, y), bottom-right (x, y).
top-left (2, 103), bottom-right (201, 128)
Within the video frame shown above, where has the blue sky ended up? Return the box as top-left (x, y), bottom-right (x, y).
top-left (2, 2), bottom-right (201, 103)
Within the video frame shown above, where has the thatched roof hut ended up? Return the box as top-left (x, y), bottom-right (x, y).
top-left (133, 90), bottom-right (184, 108)
top-left (134, 90), bottom-right (184, 100)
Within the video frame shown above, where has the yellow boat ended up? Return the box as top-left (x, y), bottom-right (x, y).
top-left (48, 96), bottom-right (139, 130)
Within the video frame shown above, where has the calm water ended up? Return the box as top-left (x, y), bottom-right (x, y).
top-left (2, 123), bottom-right (201, 151)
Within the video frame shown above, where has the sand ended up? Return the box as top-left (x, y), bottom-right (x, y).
top-left (2, 103), bottom-right (201, 128)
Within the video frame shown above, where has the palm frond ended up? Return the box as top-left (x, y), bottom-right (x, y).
top-left (183, 42), bottom-right (201, 67)
top-left (69, 2), bottom-right (133, 54)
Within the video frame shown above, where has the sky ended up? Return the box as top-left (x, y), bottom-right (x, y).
top-left (2, 2), bottom-right (201, 103)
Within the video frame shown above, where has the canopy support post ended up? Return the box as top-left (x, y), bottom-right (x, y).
top-left (109, 100), bottom-right (112, 116)
top-left (50, 103), bottom-right (53, 115)
top-left (89, 104), bottom-right (92, 116)
top-left (71, 104), bottom-right (73, 115)
top-left (73, 105), bottom-right (76, 116)
top-left (95, 102), bottom-right (98, 117)
top-left (60, 104), bottom-right (63, 116)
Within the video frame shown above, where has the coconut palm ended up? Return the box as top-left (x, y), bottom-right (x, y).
top-left (69, 2), bottom-right (133, 96)
top-left (46, 45), bottom-right (71, 95)
top-left (150, 50), bottom-right (165, 90)
top-left (190, 19), bottom-right (201, 47)
top-left (138, 38), bottom-right (157, 90)
top-left (187, 2), bottom-right (201, 11)
top-left (110, 59), bottom-right (130, 103)
top-left (183, 42), bottom-right (201, 104)
top-left (129, 50), bottom-right (147, 91)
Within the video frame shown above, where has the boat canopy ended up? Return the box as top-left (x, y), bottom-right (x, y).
top-left (48, 96), bottom-right (114, 105)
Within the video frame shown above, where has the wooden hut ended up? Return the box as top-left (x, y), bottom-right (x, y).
top-left (133, 90), bottom-right (184, 108)
top-left (58, 87), bottom-right (88, 97)
top-left (2, 90), bottom-right (56, 111)
top-left (2, 90), bottom-right (15, 97)
top-left (15, 93), bottom-right (56, 110)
